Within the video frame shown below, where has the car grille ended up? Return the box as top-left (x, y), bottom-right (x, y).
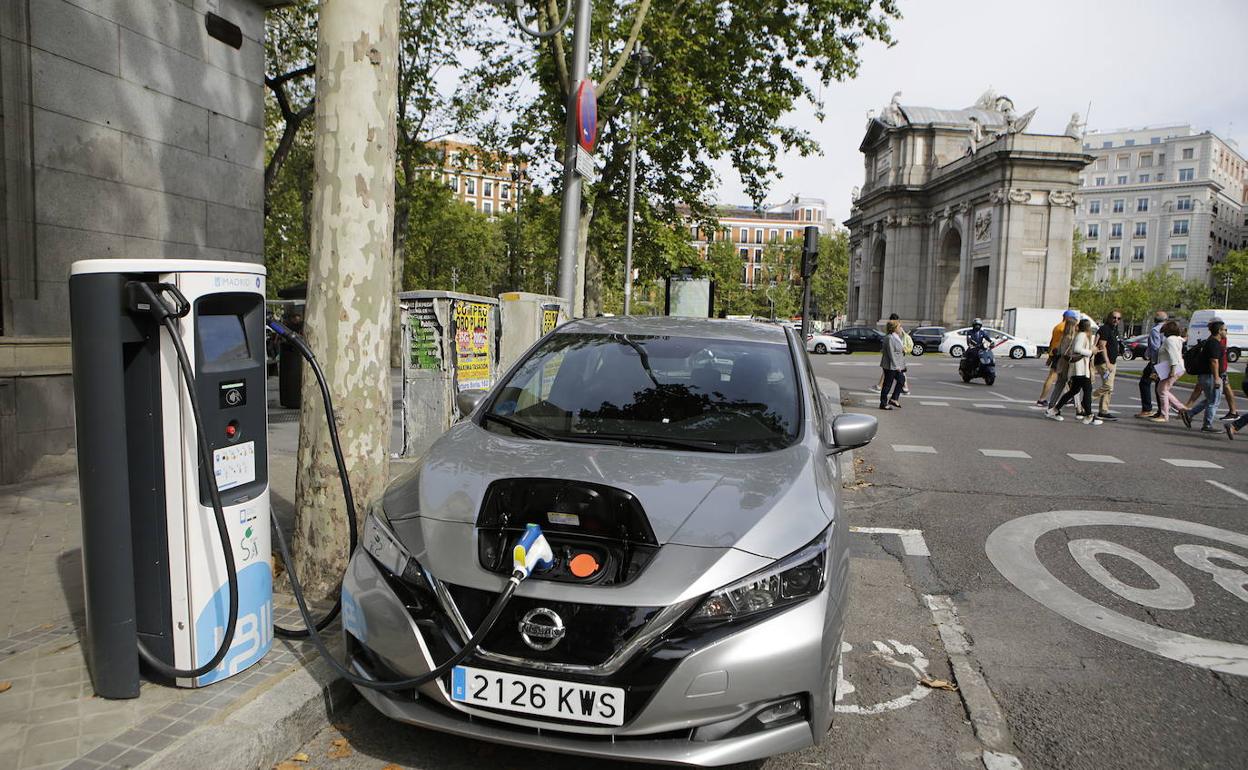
top-left (444, 583), bottom-right (662, 667)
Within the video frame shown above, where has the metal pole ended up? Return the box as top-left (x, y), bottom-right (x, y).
top-left (556, 0), bottom-right (591, 314)
top-left (622, 73), bottom-right (641, 315)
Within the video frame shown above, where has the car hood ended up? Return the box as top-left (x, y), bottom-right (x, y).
top-left (384, 420), bottom-right (831, 559)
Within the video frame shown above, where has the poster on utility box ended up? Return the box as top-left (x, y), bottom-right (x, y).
top-left (452, 300), bottom-right (492, 391)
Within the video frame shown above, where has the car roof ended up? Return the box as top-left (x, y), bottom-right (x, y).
top-left (554, 315), bottom-right (790, 344)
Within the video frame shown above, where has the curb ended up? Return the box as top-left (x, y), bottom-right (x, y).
top-left (816, 378), bottom-right (857, 487)
top-left (141, 647), bottom-right (358, 770)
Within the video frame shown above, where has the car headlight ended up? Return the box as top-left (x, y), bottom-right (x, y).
top-left (688, 529), bottom-right (829, 625)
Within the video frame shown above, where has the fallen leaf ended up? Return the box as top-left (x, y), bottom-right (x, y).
top-left (0, 681), bottom-right (11, 694)
top-left (920, 677), bottom-right (958, 691)
top-left (327, 737), bottom-right (352, 760)
top-left (382, 765), bottom-right (402, 770)
top-left (290, 752), bottom-right (310, 762)
top-left (273, 763), bottom-right (303, 770)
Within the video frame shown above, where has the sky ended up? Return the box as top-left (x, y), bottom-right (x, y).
top-left (711, 0), bottom-right (1248, 225)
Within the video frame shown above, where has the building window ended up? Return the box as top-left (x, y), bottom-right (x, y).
top-left (754, 228), bottom-right (764, 243)
top-left (1095, 158), bottom-right (1108, 171)
top-left (1182, 147), bottom-right (1194, 160)
top-left (1102, 141), bottom-right (1113, 149)
top-left (1155, 173), bottom-right (1164, 181)
top-left (784, 229), bottom-right (793, 240)
top-left (1109, 246), bottom-right (1121, 262)
top-left (1150, 137), bottom-right (1161, 144)
top-left (1112, 199), bottom-right (1124, 213)
top-left (483, 200), bottom-right (492, 215)
top-left (1125, 139), bottom-right (1135, 147)
top-left (1095, 177), bottom-right (1106, 186)
top-left (1085, 247), bottom-right (1096, 257)
top-left (1136, 197), bottom-right (1149, 212)
top-left (466, 178), bottom-right (476, 195)
top-left (1117, 154), bottom-right (1131, 169)
top-left (769, 228), bottom-right (778, 242)
top-left (450, 175), bottom-right (460, 192)
top-left (739, 247), bottom-right (748, 259)
top-left (1110, 223), bottom-right (1123, 239)
top-left (1139, 173), bottom-right (1150, 183)
top-left (1132, 246), bottom-right (1145, 261)
top-left (1134, 222), bottom-right (1148, 238)
top-left (753, 248), bottom-right (762, 264)
top-left (501, 183), bottom-right (510, 200)
top-left (483, 181), bottom-right (493, 197)
top-left (1170, 244), bottom-right (1188, 260)
top-left (1140, 153), bottom-right (1153, 167)
top-left (739, 227), bottom-right (748, 243)
top-left (1086, 223), bottom-right (1100, 238)
top-left (1117, 175), bottom-right (1128, 185)
top-left (1179, 168), bottom-right (1194, 181)
top-left (1088, 200), bottom-right (1101, 214)
top-left (1173, 219), bottom-right (1189, 235)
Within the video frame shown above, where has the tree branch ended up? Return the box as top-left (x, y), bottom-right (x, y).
top-left (595, 0), bottom-right (650, 98)
top-left (544, 0), bottom-right (570, 95)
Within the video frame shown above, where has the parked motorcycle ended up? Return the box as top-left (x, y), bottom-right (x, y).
top-left (959, 339), bottom-right (996, 385)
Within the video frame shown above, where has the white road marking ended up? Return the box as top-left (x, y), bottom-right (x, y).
top-left (983, 751), bottom-right (1025, 770)
top-left (979, 449), bottom-right (1032, 459)
top-left (919, 401), bottom-right (950, 406)
top-left (835, 640), bottom-right (933, 714)
top-left (973, 403), bottom-right (1007, 409)
top-left (892, 444), bottom-right (937, 454)
top-left (1162, 459), bottom-right (1223, 469)
top-left (850, 526), bottom-right (931, 556)
top-left (1067, 453), bottom-right (1123, 464)
top-left (1206, 479), bottom-right (1248, 503)
top-left (1016, 376), bottom-right (1047, 384)
top-left (924, 595), bottom-right (1018, 755)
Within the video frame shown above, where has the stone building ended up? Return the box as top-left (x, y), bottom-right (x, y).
top-left (1074, 125), bottom-right (1247, 284)
top-left (0, 0), bottom-right (280, 483)
top-left (684, 196), bottom-right (831, 286)
top-left (844, 91), bottom-right (1093, 328)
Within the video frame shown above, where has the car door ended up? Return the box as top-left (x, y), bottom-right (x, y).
top-left (864, 328), bottom-right (885, 352)
top-left (835, 329), bottom-right (859, 351)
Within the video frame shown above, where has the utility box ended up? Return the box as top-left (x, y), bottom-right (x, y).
top-left (498, 292), bottom-right (569, 373)
top-left (398, 291), bottom-right (499, 457)
top-left (665, 276), bottom-right (715, 318)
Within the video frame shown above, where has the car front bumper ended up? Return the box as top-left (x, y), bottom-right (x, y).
top-left (340, 548), bottom-right (846, 767)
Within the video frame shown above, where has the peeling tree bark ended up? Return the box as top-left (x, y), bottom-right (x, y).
top-left (293, 0), bottom-right (400, 597)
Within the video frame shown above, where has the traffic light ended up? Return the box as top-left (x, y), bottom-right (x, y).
top-left (800, 226), bottom-right (819, 279)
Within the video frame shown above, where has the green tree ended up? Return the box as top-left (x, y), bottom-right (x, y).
top-left (811, 230), bottom-right (850, 323)
top-left (1212, 249), bottom-right (1248, 308)
top-left (1070, 227), bottom-right (1099, 287)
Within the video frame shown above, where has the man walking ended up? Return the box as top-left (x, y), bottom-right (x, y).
top-left (1037, 310), bottom-right (1076, 405)
top-left (1135, 310), bottom-right (1167, 418)
top-left (1093, 310), bottom-right (1122, 421)
top-left (1187, 320), bottom-right (1227, 433)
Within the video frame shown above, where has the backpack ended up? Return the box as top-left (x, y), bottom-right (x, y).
top-left (901, 332), bottom-right (913, 355)
top-left (1182, 339), bottom-right (1205, 373)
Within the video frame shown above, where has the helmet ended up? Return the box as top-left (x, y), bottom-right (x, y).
top-left (971, 318), bottom-right (982, 328)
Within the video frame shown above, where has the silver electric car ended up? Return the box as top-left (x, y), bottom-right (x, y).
top-left (341, 316), bottom-right (877, 766)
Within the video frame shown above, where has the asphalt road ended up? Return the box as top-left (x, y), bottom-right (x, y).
top-left (285, 351), bottom-right (1248, 770)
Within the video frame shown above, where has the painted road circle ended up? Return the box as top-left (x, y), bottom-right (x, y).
top-left (985, 510), bottom-right (1248, 676)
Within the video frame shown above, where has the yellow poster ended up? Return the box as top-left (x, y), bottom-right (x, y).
top-left (453, 301), bottom-right (492, 391)
top-left (541, 306), bottom-right (561, 335)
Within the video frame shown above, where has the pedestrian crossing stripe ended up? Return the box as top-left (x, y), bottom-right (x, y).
top-left (1162, 459), bottom-right (1223, 469)
top-left (1067, 453), bottom-right (1124, 464)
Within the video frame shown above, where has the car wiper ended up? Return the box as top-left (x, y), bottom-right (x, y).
top-left (479, 413), bottom-right (554, 441)
top-left (585, 432), bottom-right (733, 453)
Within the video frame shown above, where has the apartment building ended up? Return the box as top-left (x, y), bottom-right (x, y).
top-left (424, 139), bottom-right (526, 217)
top-left (1075, 125), bottom-right (1247, 284)
top-left (687, 196), bottom-right (830, 286)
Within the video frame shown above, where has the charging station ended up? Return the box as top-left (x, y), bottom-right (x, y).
top-left (69, 259), bottom-right (272, 699)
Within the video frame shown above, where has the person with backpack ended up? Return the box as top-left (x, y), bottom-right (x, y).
top-left (1186, 320), bottom-right (1227, 433)
top-left (1045, 317), bottom-right (1080, 415)
top-left (1150, 321), bottom-right (1189, 424)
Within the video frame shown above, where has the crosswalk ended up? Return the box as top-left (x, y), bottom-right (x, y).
top-left (888, 444), bottom-right (1225, 470)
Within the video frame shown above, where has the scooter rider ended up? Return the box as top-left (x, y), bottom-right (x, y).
top-left (966, 319), bottom-right (991, 352)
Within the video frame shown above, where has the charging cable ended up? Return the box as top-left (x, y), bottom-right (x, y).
top-left (265, 318), bottom-right (547, 690)
top-left (125, 281), bottom-right (240, 680)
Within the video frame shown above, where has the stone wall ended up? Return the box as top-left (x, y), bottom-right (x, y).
top-left (0, 0), bottom-right (273, 483)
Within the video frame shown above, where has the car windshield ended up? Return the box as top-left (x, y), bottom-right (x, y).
top-left (483, 332), bottom-right (801, 453)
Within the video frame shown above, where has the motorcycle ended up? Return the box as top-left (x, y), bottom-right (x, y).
top-left (959, 338), bottom-right (996, 385)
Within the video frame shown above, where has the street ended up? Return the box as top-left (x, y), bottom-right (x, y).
top-left (286, 352), bottom-right (1248, 770)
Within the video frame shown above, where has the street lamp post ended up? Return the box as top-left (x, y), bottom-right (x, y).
top-left (1223, 275), bottom-right (1234, 308)
top-left (555, 0), bottom-right (591, 315)
top-left (622, 46), bottom-right (653, 316)
top-left (510, 168), bottom-right (524, 289)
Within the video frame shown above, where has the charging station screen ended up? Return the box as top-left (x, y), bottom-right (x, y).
top-left (199, 314), bottom-right (250, 364)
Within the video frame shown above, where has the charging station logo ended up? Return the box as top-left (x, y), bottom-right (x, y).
top-left (239, 526), bottom-right (259, 562)
top-left (194, 562), bottom-right (273, 685)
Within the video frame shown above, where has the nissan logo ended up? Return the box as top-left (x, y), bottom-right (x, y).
top-left (518, 607), bottom-right (565, 651)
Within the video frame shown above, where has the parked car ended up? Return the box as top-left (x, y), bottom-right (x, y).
top-left (343, 316), bottom-right (877, 766)
top-left (940, 327), bottom-right (1038, 359)
top-left (806, 332), bottom-right (848, 355)
top-left (832, 326), bottom-right (886, 352)
top-left (909, 326), bottom-right (945, 356)
top-left (1120, 334), bottom-right (1148, 362)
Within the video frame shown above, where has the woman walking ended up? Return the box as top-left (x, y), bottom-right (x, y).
top-left (879, 319), bottom-right (907, 410)
top-left (1152, 320), bottom-right (1190, 424)
top-left (1047, 318), bottom-right (1100, 424)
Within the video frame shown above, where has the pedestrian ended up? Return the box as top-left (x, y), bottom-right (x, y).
top-left (879, 319), bottom-right (907, 410)
top-left (1037, 310), bottom-right (1077, 405)
top-left (1047, 318), bottom-right (1099, 424)
top-left (1186, 320), bottom-right (1227, 433)
top-left (1045, 315), bottom-right (1080, 414)
top-left (1219, 371), bottom-right (1240, 421)
top-left (1151, 320), bottom-right (1189, 424)
top-left (1226, 412), bottom-right (1248, 439)
top-left (1135, 310), bottom-right (1168, 418)
top-left (873, 314), bottom-right (910, 393)
top-left (1092, 309), bottom-right (1122, 421)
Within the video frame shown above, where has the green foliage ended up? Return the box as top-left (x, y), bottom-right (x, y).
top-left (1070, 227), bottom-right (1099, 287)
top-left (1212, 250), bottom-right (1248, 308)
top-left (1070, 267), bottom-right (1213, 332)
top-left (811, 231), bottom-right (850, 320)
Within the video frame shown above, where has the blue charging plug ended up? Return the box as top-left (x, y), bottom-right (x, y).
top-left (512, 523), bottom-right (554, 580)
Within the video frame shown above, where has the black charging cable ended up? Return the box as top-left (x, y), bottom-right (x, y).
top-left (264, 317), bottom-right (526, 689)
top-left (264, 319), bottom-right (357, 638)
top-left (125, 282), bottom-right (240, 680)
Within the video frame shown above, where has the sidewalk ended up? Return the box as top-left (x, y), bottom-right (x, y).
top-left (0, 375), bottom-right (405, 770)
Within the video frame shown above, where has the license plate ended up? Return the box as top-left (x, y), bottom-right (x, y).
top-left (450, 666), bottom-right (624, 726)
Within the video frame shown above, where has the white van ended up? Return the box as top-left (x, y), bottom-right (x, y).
top-left (1188, 309), bottom-right (1248, 364)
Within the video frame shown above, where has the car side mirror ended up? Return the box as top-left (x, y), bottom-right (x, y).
top-left (455, 388), bottom-right (490, 418)
top-left (828, 413), bottom-right (878, 454)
